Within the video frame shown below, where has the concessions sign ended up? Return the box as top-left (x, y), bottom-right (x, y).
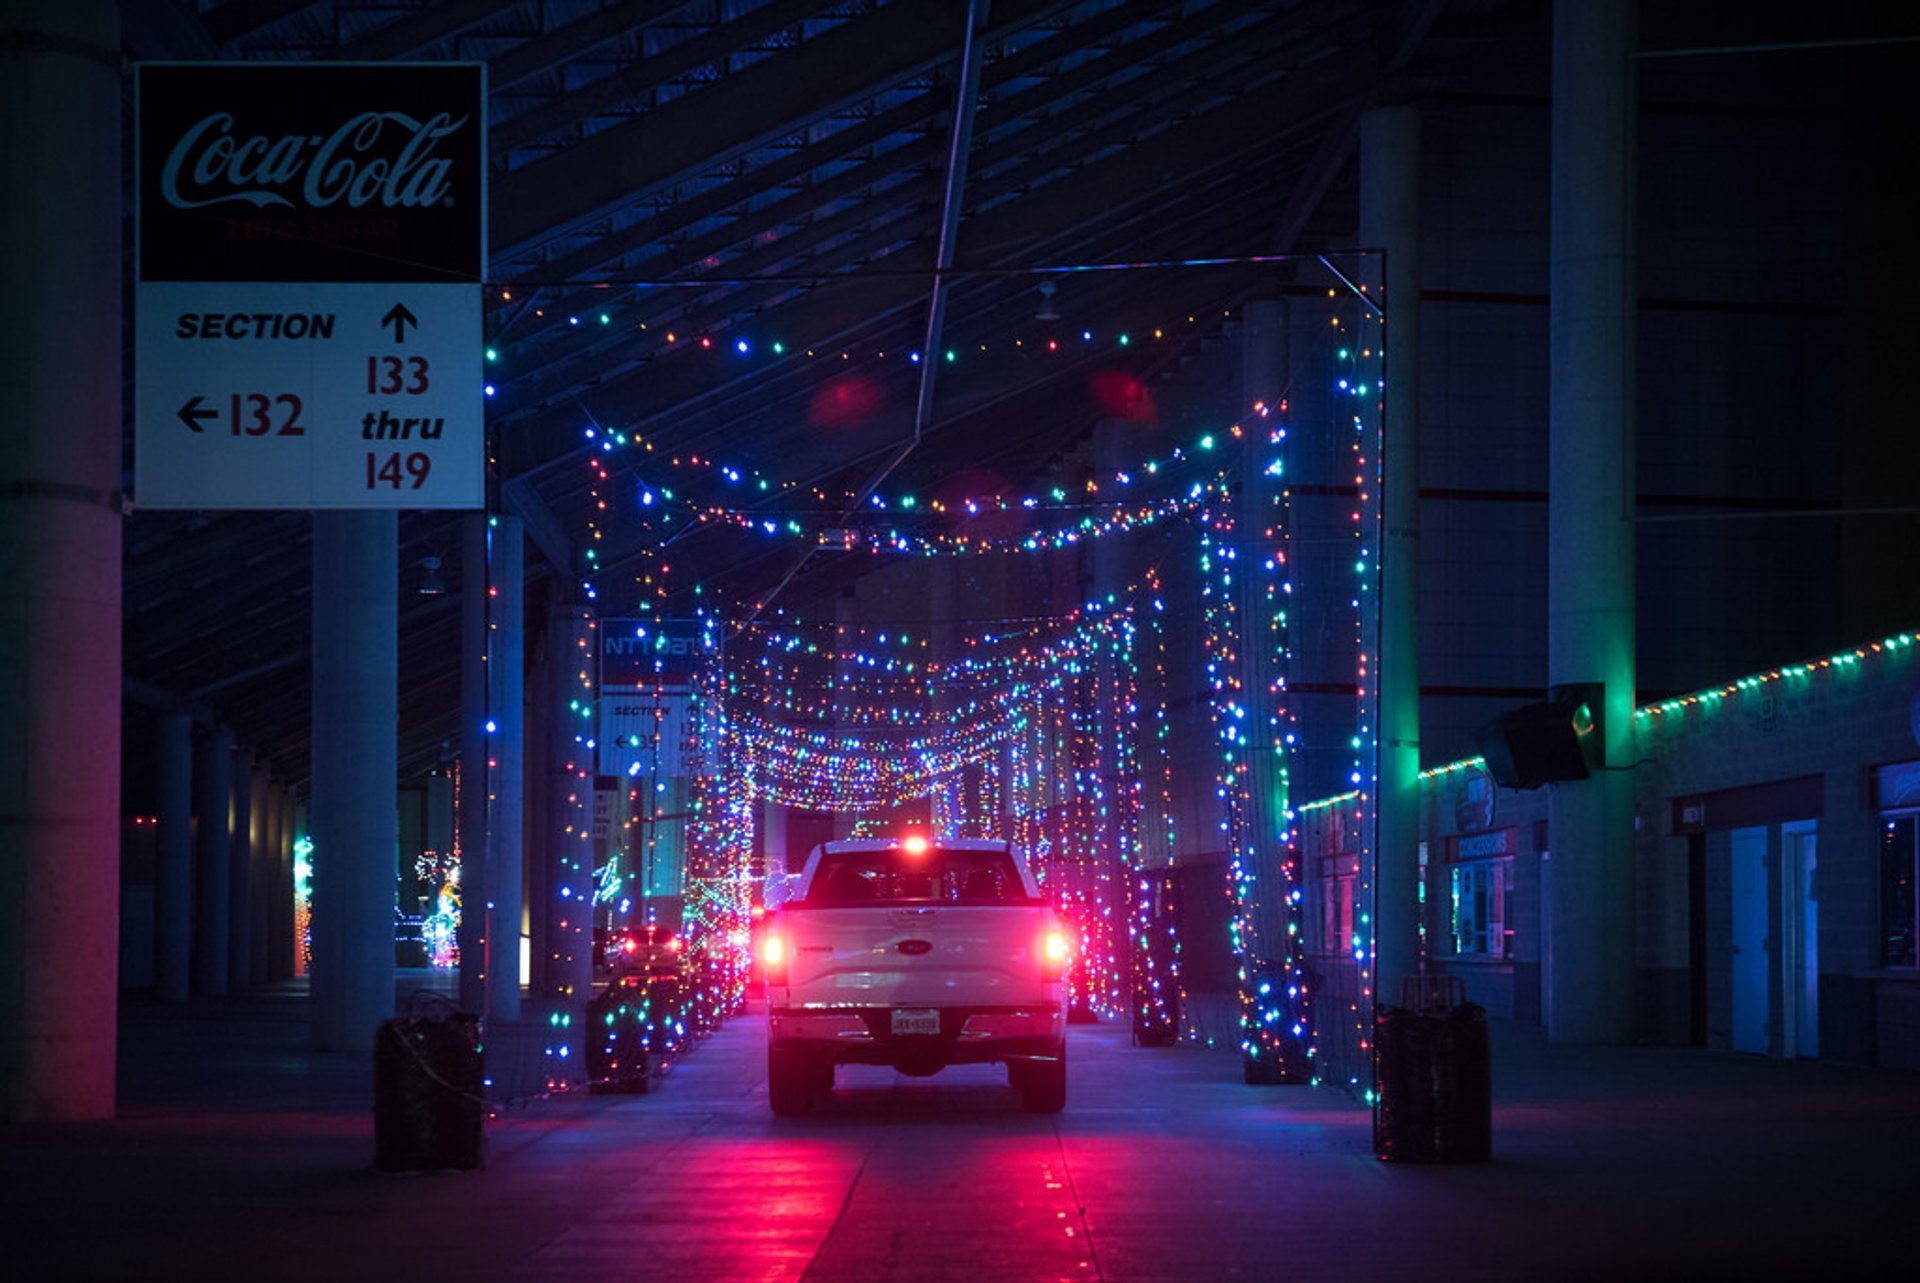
top-left (134, 63), bottom-right (485, 508)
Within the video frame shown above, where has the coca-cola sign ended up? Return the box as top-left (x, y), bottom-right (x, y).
top-left (138, 63), bottom-right (485, 283)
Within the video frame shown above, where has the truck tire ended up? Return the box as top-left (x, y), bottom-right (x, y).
top-left (768, 1042), bottom-right (814, 1116)
top-left (1020, 1045), bottom-right (1066, 1113)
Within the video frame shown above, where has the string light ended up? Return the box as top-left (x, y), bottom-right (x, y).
top-left (537, 274), bottom-right (1393, 1092)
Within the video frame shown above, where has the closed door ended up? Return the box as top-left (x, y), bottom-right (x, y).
top-left (1782, 822), bottom-right (1818, 1059)
top-left (1730, 826), bottom-right (1769, 1055)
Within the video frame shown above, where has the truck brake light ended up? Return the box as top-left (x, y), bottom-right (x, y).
top-left (762, 933), bottom-right (788, 986)
top-left (1041, 929), bottom-right (1070, 981)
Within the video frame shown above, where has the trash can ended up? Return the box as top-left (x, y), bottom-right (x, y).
top-left (373, 1001), bottom-right (485, 1171)
top-left (1374, 989), bottom-right (1490, 1163)
top-left (643, 971), bottom-right (685, 1057)
top-left (586, 981), bottom-right (651, 1094)
top-left (1240, 956), bottom-right (1312, 1084)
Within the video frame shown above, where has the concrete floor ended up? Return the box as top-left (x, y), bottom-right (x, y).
top-left (5, 977), bottom-right (1917, 1281)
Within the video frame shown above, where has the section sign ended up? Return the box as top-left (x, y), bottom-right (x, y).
top-left (134, 62), bottom-right (486, 509)
top-left (599, 619), bottom-right (715, 776)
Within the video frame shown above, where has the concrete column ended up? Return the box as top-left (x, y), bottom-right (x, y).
top-left (525, 628), bottom-right (552, 996)
top-left (249, 762), bottom-right (273, 987)
top-left (228, 747), bottom-right (253, 992)
top-left (545, 604), bottom-right (596, 1015)
top-left (193, 727), bottom-right (235, 996)
top-left (267, 782), bottom-right (289, 980)
top-left (458, 517), bottom-right (488, 1012)
top-left (459, 516), bottom-right (524, 1022)
top-left (1276, 296), bottom-right (1354, 809)
top-left (1361, 105), bottom-right (1424, 1001)
top-left (310, 510), bottom-right (398, 1052)
top-left (492, 518), bottom-right (525, 1020)
top-left (1238, 303), bottom-right (1291, 960)
top-left (283, 795), bottom-right (303, 980)
top-left (0, 0), bottom-right (123, 1121)
top-left (1546, 0), bottom-right (1637, 1043)
top-left (154, 712), bottom-right (195, 1003)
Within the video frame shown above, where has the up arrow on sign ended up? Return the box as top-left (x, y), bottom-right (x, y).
top-left (381, 302), bottom-right (420, 342)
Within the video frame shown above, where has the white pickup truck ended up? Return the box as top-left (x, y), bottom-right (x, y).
top-left (760, 836), bottom-right (1071, 1115)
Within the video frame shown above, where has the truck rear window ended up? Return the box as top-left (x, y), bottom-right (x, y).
top-left (804, 847), bottom-right (1028, 905)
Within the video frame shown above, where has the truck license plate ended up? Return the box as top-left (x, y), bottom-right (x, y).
top-left (891, 1008), bottom-right (940, 1037)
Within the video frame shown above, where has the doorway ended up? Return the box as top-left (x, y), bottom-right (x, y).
top-left (1730, 826), bottom-right (1768, 1054)
top-left (1729, 821), bottom-right (1820, 1058)
top-left (1781, 821), bottom-right (1818, 1059)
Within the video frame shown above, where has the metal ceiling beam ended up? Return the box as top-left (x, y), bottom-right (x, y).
top-left (117, 0), bottom-right (224, 59)
top-left (491, 0), bottom-right (1065, 258)
top-left (490, 0), bottom-right (831, 159)
top-left (198, 0), bottom-right (327, 48)
top-left (488, 0), bottom-right (694, 92)
top-left (501, 473), bottom-right (578, 576)
top-left (487, 4), bottom-right (1314, 429)
top-left (123, 512), bottom-right (306, 591)
top-left (494, 171), bottom-right (943, 413)
top-left (488, 22), bottom-right (1360, 458)
top-left (748, 0), bottom-right (994, 620)
top-left (523, 94), bottom-right (941, 286)
top-left (487, 28), bottom-right (1344, 445)
top-left (324, 0), bottom-right (522, 62)
top-left (513, 0), bottom-right (1189, 285)
top-left (959, 40), bottom-right (1376, 259)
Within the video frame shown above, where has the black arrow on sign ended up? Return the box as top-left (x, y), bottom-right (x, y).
top-left (177, 395), bottom-right (216, 432)
top-left (381, 302), bottom-right (419, 342)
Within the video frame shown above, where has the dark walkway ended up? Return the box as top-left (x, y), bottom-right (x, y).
top-left (5, 977), bottom-right (1916, 1281)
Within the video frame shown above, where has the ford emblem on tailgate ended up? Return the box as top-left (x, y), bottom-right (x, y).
top-left (897, 939), bottom-right (933, 955)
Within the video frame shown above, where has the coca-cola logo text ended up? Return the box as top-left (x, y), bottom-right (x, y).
top-left (160, 110), bottom-right (469, 212)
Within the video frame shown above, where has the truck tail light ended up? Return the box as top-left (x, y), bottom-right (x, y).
top-left (1041, 929), bottom-right (1070, 982)
top-left (762, 933), bottom-right (788, 986)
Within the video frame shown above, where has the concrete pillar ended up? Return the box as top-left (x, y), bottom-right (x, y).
top-left (525, 628), bottom-right (552, 997)
top-left (1361, 105), bottom-right (1424, 1001)
top-left (227, 746), bottom-right (254, 992)
top-left (1276, 296), bottom-right (1355, 809)
top-left (249, 762), bottom-right (273, 987)
top-left (545, 604), bottom-right (596, 1011)
top-left (154, 712), bottom-right (195, 1003)
top-left (267, 781), bottom-right (289, 980)
top-left (1546, 0), bottom-right (1637, 1043)
top-left (283, 795), bottom-right (303, 980)
top-left (193, 727), bottom-right (235, 996)
top-left (1238, 304), bottom-right (1291, 960)
top-left (310, 510), bottom-right (398, 1052)
top-left (458, 517), bottom-right (488, 1012)
top-left (0, 0), bottom-right (123, 1121)
top-left (459, 516), bottom-right (524, 1022)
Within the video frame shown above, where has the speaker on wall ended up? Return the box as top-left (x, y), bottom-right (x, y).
top-left (1474, 684), bottom-right (1603, 791)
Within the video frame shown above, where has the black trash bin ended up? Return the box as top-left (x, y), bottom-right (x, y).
top-left (373, 999), bottom-right (485, 1172)
top-left (586, 980), bottom-right (652, 1094)
top-left (1374, 996), bottom-right (1490, 1163)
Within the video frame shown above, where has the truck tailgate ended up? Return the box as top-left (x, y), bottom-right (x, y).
top-left (781, 904), bottom-right (1054, 1006)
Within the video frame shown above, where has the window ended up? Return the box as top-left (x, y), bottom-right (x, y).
top-left (1882, 814), bottom-right (1917, 968)
top-left (1319, 856), bottom-right (1357, 957)
top-left (804, 845), bottom-right (1027, 906)
top-left (1449, 858), bottom-right (1510, 959)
